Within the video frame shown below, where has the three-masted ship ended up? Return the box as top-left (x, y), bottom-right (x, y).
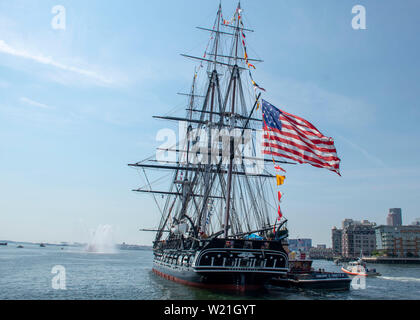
top-left (129, 3), bottom-right (292, 292)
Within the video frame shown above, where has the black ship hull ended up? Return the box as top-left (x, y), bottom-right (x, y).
top-left (152, 237), bottom-right (289, 292)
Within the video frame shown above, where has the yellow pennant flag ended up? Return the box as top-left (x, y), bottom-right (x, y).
top-left (276, 175), bottom-right (285, 186)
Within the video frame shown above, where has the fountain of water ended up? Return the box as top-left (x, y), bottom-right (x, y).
top-left (85, 224), bottom-right (117, 253)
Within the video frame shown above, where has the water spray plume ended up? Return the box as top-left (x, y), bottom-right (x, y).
top-left (85, 225), bottom-right (117, 253)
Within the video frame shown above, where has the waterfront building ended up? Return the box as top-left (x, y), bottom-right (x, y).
top-left (288, 238), bottom-right (312, 252)
top-left (375, 225), bottom-right (420, 257)
top-left (342, 219), bottom-right (358, 229)
top-left (331, 227), bottom-right (342, 255)
top-left (341, 220), bottom-right (376, 258)
top-left (412, 218), bottom-right (420, 226)
top-left (387, 208), bottom-right (402, 226)
top-left (309, 246), bottom-right (334, 260)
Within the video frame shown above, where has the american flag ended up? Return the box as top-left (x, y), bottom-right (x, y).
top-left (262, 99), bottom-right (341, 175)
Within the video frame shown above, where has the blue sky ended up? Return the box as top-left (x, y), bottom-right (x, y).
top-left (1, 0), bottom-right (419, 246)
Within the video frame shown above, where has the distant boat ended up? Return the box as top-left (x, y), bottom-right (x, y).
top-left (17, 245), bottom-right (24, 248)
top-left (40, 243), bottom-right (46, 247)
top-left (341, 259), bottom-right (380, 277)
top-left (0, 242), bottom-right (7, 246)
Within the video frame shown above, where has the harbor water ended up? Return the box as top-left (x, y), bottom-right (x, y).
top-left (1, 243), bottom-right (419, 300)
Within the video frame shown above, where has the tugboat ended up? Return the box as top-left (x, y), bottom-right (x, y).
top-left (270, 252), bottom-right (352, 290)
top-left (341, 259), bottom-right (380, 277)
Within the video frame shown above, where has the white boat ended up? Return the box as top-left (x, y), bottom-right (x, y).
top-left (341, 259), bottom-right (380, 277)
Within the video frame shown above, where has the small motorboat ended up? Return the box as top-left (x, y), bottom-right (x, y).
top-left (40, 243), bottom-right (46, 247)
top-left (341, 259), bottom-right (380, 277)
top-left (17, 245), bottom-right (24, 248)
top-left (0, 242), bottom-right (7, 246)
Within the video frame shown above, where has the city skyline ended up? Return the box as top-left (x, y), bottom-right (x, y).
top-left (1, 0), bottom-right (420, 246)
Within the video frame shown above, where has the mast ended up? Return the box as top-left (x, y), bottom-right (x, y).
top-left (224, 2), bottom-right (241, 238)
top-left (200, 4), bottom-right (221, 234)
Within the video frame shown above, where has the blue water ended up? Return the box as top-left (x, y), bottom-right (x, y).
top-left (1, 243), bottom-right (419, 300)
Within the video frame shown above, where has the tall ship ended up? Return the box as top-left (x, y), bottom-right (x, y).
top-left (129, 2), bottom-right (340, 292)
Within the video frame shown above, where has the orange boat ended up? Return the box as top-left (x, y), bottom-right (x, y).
top-left (341, 259), bottom-right (380, 277)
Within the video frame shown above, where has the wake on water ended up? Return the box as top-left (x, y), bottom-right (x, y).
top-left (380, 276), bottom-right (420, 282)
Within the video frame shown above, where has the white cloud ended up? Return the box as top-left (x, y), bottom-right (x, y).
top-left (19, 97), bottom-right (53, 110)
top-left (0, 40), bottom-right (113, 86)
